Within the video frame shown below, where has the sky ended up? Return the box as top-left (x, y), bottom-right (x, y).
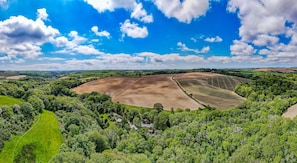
top-left (0, 0), bottom-right (297, 70)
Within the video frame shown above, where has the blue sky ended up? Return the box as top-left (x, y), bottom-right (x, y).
top-left (0, 0), bottom-right (296, 70)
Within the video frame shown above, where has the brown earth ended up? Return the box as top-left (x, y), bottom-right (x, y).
top-left (174, 72), bottom-right (223, 79)
top-left (282, 104), bottom-right (297, 118)
top-left (73, 74), bottom-right (203, 110)
top-left (256, 68), bottom-right (297, 73)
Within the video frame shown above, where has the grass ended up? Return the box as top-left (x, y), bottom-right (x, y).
top-left (0, 110), bottom-right (63, 163)
top-left (0, 95), bottom-right (21, 106)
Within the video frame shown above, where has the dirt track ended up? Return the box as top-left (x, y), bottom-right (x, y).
top-left (73, 74), bottom-right (203, 110)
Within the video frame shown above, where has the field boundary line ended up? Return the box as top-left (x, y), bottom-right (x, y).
top-left (172, 75), bottom-right (206, 108)
top-left (11, 114), bottom-right (41, 160)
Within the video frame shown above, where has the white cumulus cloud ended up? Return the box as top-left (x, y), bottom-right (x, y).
top-left (83, 0), bottom-right (135, 12)
top-left (230, 40), bottom-right (256, 56)
top-left (228, 0), bottom-right (297, 63)
top-left (204, 36), bottom-right (223, 42)
top-left (120, 19), bottom-right (148, 39)
top-left (177, 42), bottom-right (210, 54)
top-left (131, 3), bottom-right (153, 23)
top-left (37, 8), bottom-right (49, 21)
top-left (0, 9), bottom-right (59, 62)
top-left (53, 31), bottom-right (101, 55)
top-left (91, 26), bottom-right (111, 39)
top-left (84, 0), bottom-right (153, 23)
top-left (153, 0), bottom-right (209, 23)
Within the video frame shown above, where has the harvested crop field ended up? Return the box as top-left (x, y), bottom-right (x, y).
top-left (73, 74), bottom-right (202, 110)
top-left (174, 72), bottom-right (248, 109)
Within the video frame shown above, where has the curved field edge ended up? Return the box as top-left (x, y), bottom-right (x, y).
top-left (0, 110), bottom-right (63, 163)
top-left (0, 96), bottom-right (21, 106)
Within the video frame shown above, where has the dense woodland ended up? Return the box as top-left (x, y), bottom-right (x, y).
top-left (0, 69), bottom-right (297, 162)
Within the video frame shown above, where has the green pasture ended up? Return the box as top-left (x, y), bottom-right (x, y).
top-left (0, 95), bottom-right (21, 106)
top-left (0, 110), bottom-right (63, 163)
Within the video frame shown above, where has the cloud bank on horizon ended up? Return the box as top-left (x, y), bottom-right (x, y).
top-left (0, 0), bottom-right (296, 70)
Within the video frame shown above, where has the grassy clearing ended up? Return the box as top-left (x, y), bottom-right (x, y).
top-left (0, 110), bottom-right (63, 163)
top-left (0, 95), bottom-right (21, 106)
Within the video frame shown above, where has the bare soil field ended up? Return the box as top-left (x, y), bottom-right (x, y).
top-left (176, 79), bottom-right (245, 109)
top-left (73, 75), bottom-right (202, 110)
top-left (256, 68), bottom-right (297, 73)
top-left (5, 75), bottom-right (27, 79)
top-left (73, 72), bottom-right (247, 110)
top-left (174, 72), bottom-right (247, 109)
top-left (282, 104), bottom-right (297, 118)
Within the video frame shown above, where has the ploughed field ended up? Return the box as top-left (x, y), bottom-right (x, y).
top-left (174, 72), bottom-right (250, 109)
top-left (73, 72), bottom-right (249, 110)
top-left (73, 74), bottom-right (202, 110)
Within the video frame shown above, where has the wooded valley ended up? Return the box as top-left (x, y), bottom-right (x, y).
top-left (0, 69), bottom-right (297, 162)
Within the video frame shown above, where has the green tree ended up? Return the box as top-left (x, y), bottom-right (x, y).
top-left (20, 102), bottom-right (35, 119)
top-left (89, 131), bottom-right (110, 153)
top-left (153, 103), bottom-right (164, 112)
top-left (49, 152), bottom-right (85, 163)
top-left (28, 95), bottom-right (44, 113)
top-left (153, 111), bottom-right (170, 130)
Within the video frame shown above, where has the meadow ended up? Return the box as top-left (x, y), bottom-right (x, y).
top-left (0, 95), bottom-right (21, 106)
top-left (0, 110), bottom-right (63, 163)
